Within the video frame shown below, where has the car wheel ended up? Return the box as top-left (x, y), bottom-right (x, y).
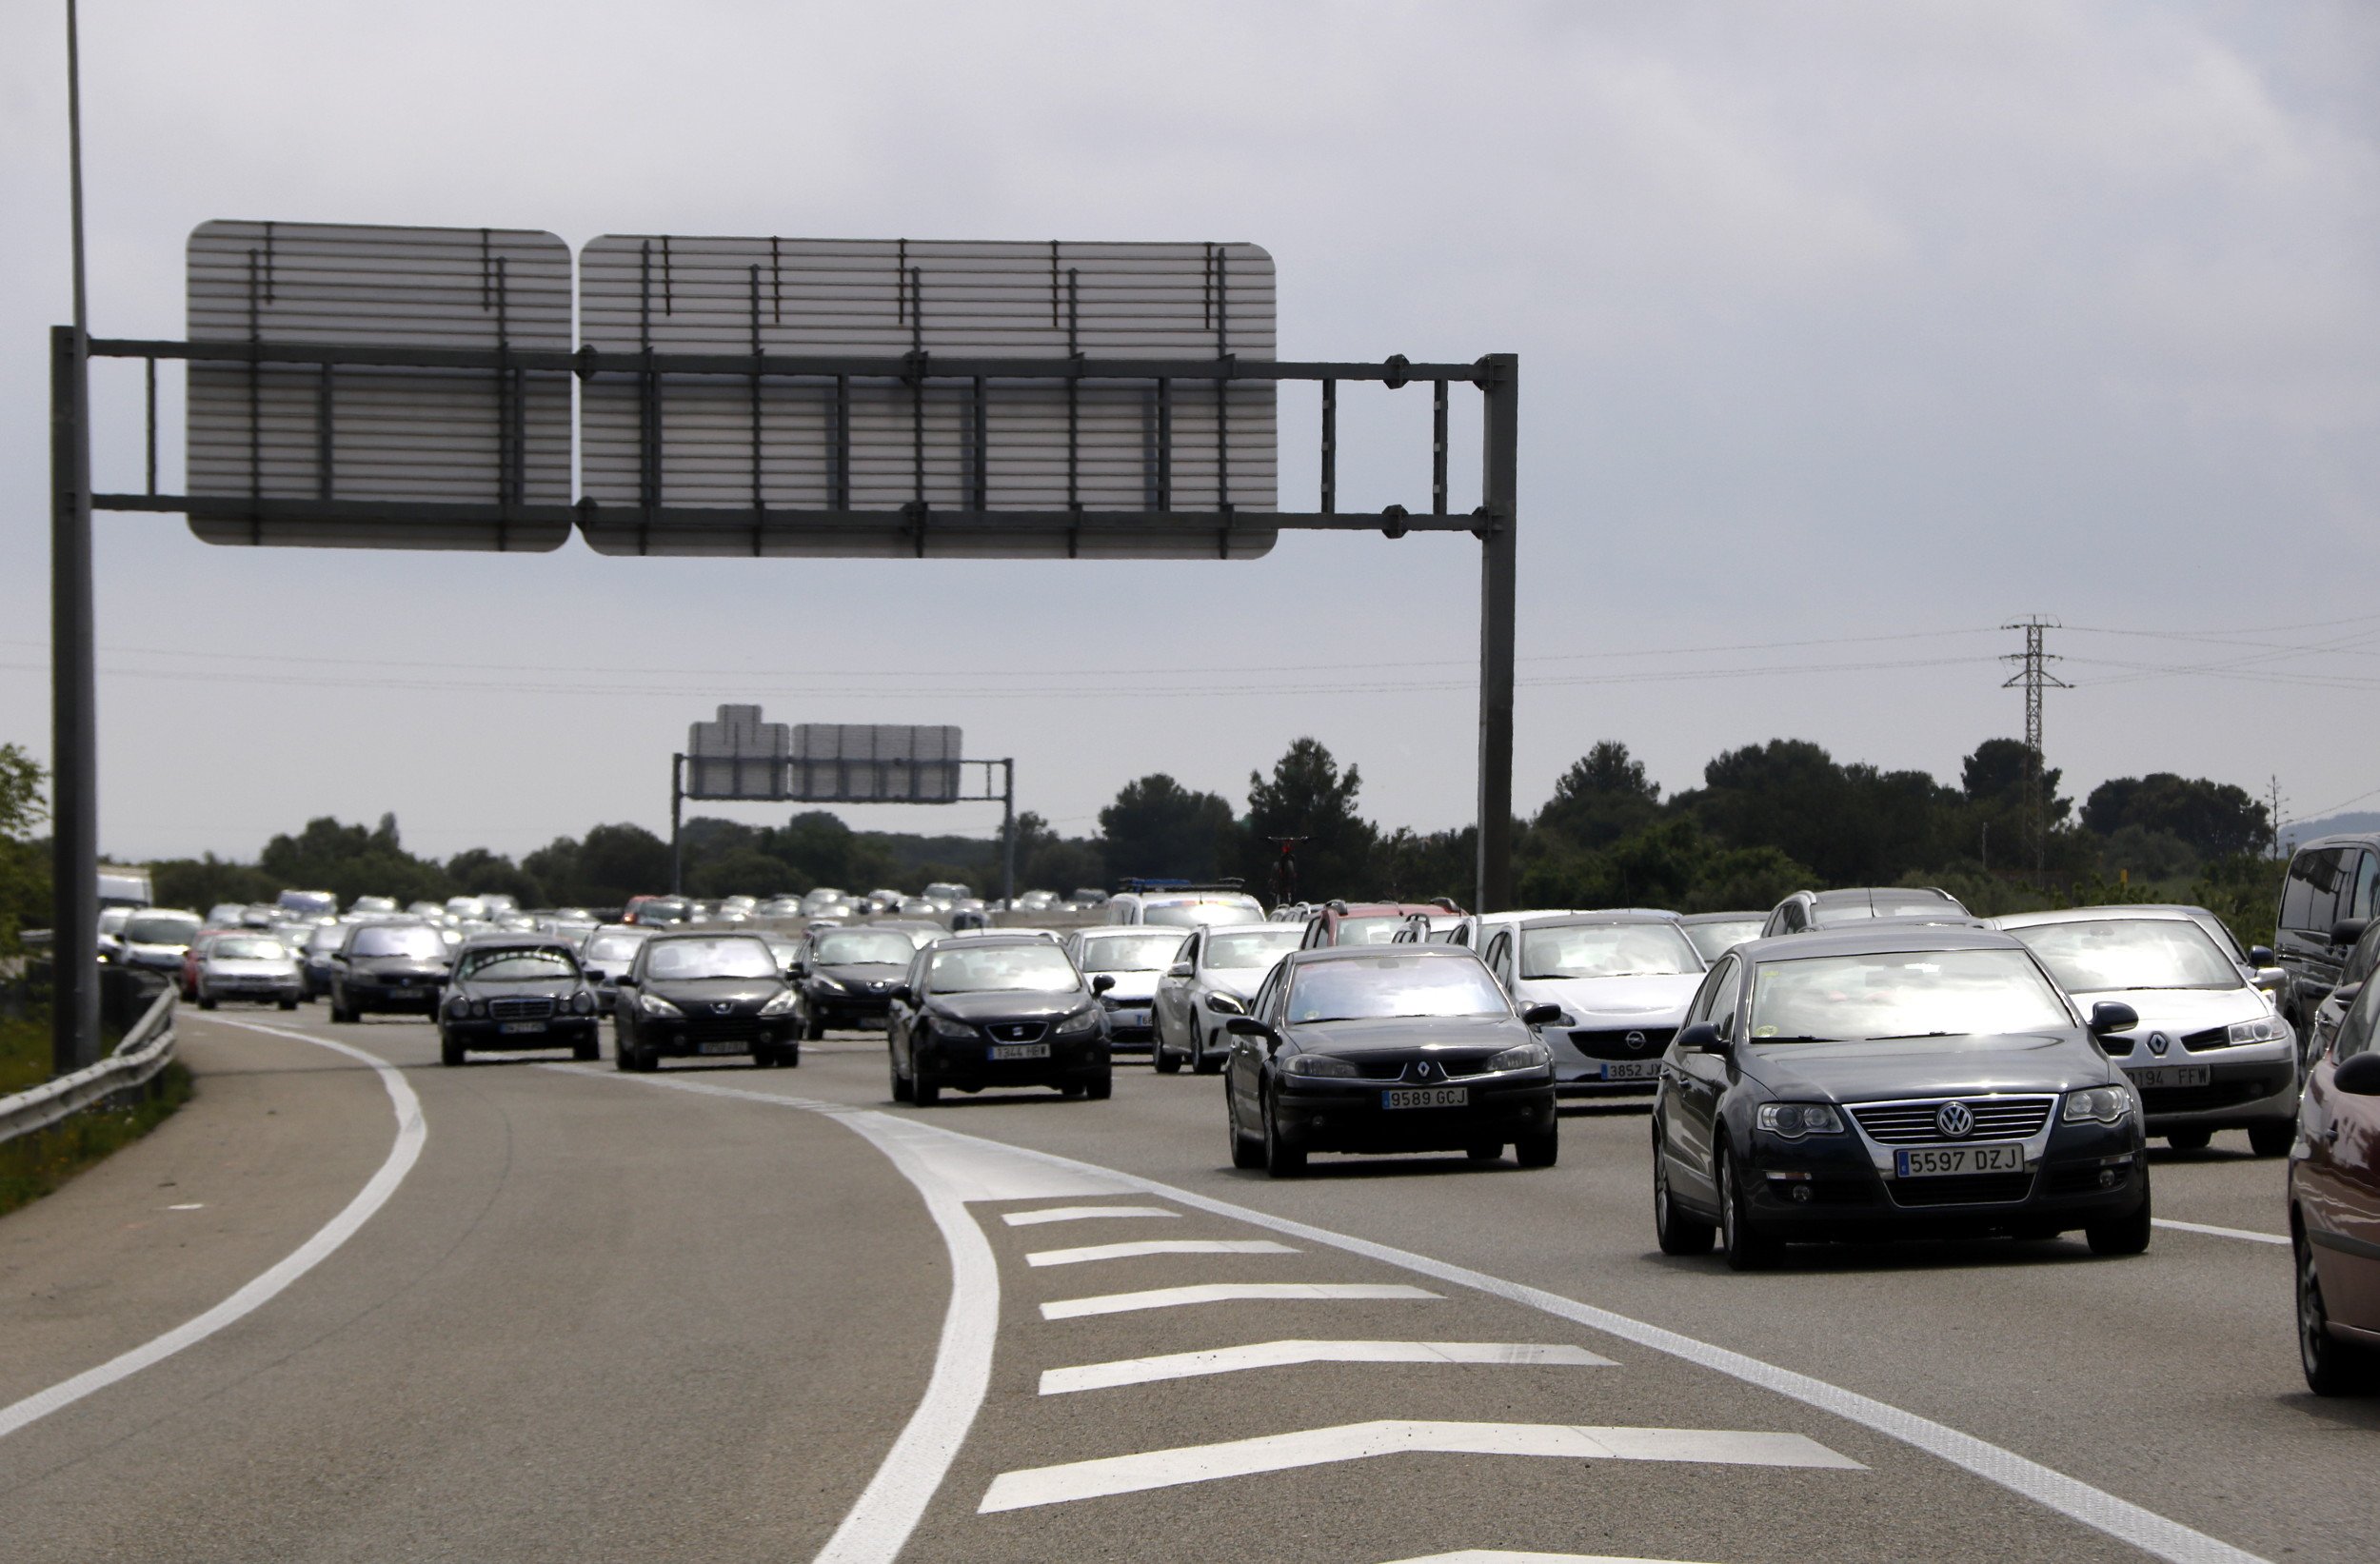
top-left (277, 995), bottom-right (299, 1011)
top-left (2166, 1127), bottom-right (2212, 1153)
top-left (2249, 1120), bottom-right (2295, 1158)
top-left (1083, 1072), bottom-right (1113, 1101)
top-left (440, 1032), bottom-right (465, 1067)
top-left (329, 991), bottom-right (355, 1024)
top-left (913, 1059), bottom-right (941, 1107)
top-left (783, 1044), bottom-right (800, 1069)
top-left (751, 1044), bottom-right (777, 1069)
top-left (1154, 1039), bottom-right (1182, 1075)
top-left (1261, 1089), bottom-right (1305, 1178)
top-left (890, 1053), bottom-right (912, 1102)
top-left (1228, 1092), bottom-right (1264, 1170)
top-left (1654, 1135), bottom-right (1716, 1256)
top-left (1192, 1032), bottom-right (1224, 1076)
top-left (614, 1035), bottom-right (634, 1072)
top-left (1466, 1142), bottom-right (1503, 1162)
top-left (1515, 1127), bottom-right (1558, 1169)
top-left (2085, 1187), bottom-right (2153, 1257)
top-left (2297, 1224), bottom-right (2377, 1395)
top-left (574, 1034), bottom-right (599, 1062)
top-left (633, 1046), bottom-right (661, 1073)
top-left (197, 991), bottom-right (217, 1011)
top-left (1717, 1146), bottom-right (1777, 1271)
top-left (803, 1011), bottom-right (825, 1042)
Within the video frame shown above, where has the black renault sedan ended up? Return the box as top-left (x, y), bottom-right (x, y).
top-left (439, 936), bottom-right (601, 1066)
top-left (1221, 946), bottom-right (1562, 1178)
top-left (1650, 924), bottom-right (2151, 1269)
top-left (796, 925), bottom-right (920, 1038)
top-left (328, 921), bottom-right (452, 1023)
top-left (612, 933), bottom-right (802, 1071)
top-left (887, 935), bottom-right (1114, 1105)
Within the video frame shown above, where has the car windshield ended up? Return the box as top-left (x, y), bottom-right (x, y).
top-left (124, 913), bottom-right (202, 945)
top-left (643, 938), bottom-right (779, 980)
top-left (814, 931), bottom-right (919, 966)
top-left (351, 926), bottom-right (447, 959)
top-left (212, 937), bottom-right (288, 960)
top-left (458, 948), bottom-right (578, 981)
top-left (307, 925), bottom-right (347, 953)
top-left (1208, 928), bottom-right (1305, 969)
top-left (1079, 932), bottom-right (1188, 973)
top-left (1747, 947), bottom-right (2073, 1042)
top-left (1286, 956), bottom-right (1511, 1023)
top-left (1335, 916), bottom-right (1408, 945)
top-left (1142, 898), bottom-right (1263, 929)
top-left (1521, 922), bottom-right (1701, 980)
top-left (929, 945), bottom-right (1081, 995)
top-left (585, 934), bottom-right (645, 962)
top-left (1682, 920), bottom-right (1765, 962)
top-left (2009, 919), bottom-right (2242, 993)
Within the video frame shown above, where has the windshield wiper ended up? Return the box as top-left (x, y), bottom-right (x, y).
top-left (1869, 1032), bottom-right (1956, 1039)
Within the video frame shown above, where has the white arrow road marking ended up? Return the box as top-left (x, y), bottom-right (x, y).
top-left (2153, 1218), bottom-right (2290, 1247)
top-left (1003, 1204), bottom-right (1181, 1226)
top-left (1041, 1339), bottom-right (1612, 1395)
top-left (1042, 1281), bottom-right (1439, 1319)
top-left (978, 1418), bottom-right (1862, 1512)
top-left (1380, 1554), bottom-right (1707, 1563)
top-left (1026, 1238), bottom-right (1296, 1267)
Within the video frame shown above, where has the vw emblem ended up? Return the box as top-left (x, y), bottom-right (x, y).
top-left (1935, 1100), bottom-right (1974, 1138)
top-left (2148, 1031), bottom-right (2170, 1056)
top-left (1624, 1030), bottom-right (1648, 1052)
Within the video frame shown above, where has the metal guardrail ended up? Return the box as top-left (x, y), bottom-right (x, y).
top-left (0, 983), bottom-right (177, 1148)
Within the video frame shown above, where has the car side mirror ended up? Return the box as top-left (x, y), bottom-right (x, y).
top-left (2335, 981), bottom-right (2365, 1009)
top-left (890, 985), bottom-right (911, 1004)
top-left (2331, 920), bottom-right (2370, 950)
top-left (1204, 993), bottom-right (1246, 1017)
top-left (1676, 1021), bottom-right (1725, 1055)
top-left (1166, 961), bottom-right (1193, 979)
top-left (2250, 945), bottom-right (2275, 967)
top-left (1091, 974), bottom-right (1117, 994)
top-left (1224, 1016), bottom-right (1275, 1043)
top-left (2333, 1052), bottom-right (2380, 1096)
top-left (615, 975), bottom-right (637, 988)
top-left (1520, 1002), bottom-right (1562, 1028)
top-left (2088, 1000), bottom-right (2140, 1036)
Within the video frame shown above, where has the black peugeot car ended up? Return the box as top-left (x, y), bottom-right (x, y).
top-left (1649, 924), bottom-right (2152, 1270)
top-left (887, 935), bottom-right (1114, 1105)
top-left (328, 921), bottom-right (453, 1023)
top-left (1221, 946), bottom-right (1562, 1178)
top-left (438, 936), bottom-right (602, 1066)
top-left (612, 932), bottom-right (802, 1071)
top-left (796, 925), bottom-right (920, 1038)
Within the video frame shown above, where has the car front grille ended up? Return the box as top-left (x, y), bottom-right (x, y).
top-left (1848, 1096), bottom-right (2055, 1145)
top-left (1567, 1027), bottom-right (1675, 1060)
top-left (1886, 1172), bottom-right (2036, 1207)
top-left (489, 997), bottom-right (555, 1021)
top-left (983, 1021), bottom-right (1047, 1044)
top-left (683, 1015), bottom-right (762, 1043)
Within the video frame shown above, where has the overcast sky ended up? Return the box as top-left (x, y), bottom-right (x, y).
top-left (3, 1), bottom-right (2374, 868)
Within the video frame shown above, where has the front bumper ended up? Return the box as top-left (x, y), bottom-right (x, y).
top-left (1275, 1073), bottom-right (1557, 1154)
top-left (206, 978), bottom-right (302, 1003)
top-left (806, 988), bottom-right (894, 1027)
top-left (920, 1032), bottom-right (1109, 1089)
top-left (631, 1015), bottom-right (796, 1059)
top-left (1739, 1119), bottom-right (2147, 1238)
top-left (1543, 1025), bottom-right (1667, 1099)
top-left (1101, 1002), bottom-right (1157, 1049)
top-left (445, 1017), bottom-right (599, 1051)
top-left (2118, 1052), bottom-right (2299, 1130)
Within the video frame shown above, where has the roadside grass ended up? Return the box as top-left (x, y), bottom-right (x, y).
top-left (0, 1013), bottom-right (195, 1218)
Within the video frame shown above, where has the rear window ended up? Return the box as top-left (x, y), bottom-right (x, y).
top-left (1078, 932), bottom-right (1189, 972)
top-left (349, 925), bottom-right (447, 959)
top-left (1143, 897), bottom-right (1264, 929)
top-left (1333, 916), bottom-right (1407, 946)
top-left (124, 912), bottom-right (202, 946)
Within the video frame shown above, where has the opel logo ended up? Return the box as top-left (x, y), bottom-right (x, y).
top-left (1625, 1030), bottom-right (1648, 1052)
top-left (1936, 1100), bottom-right (1974, 1138)
top-left (2148, 1031), bottom-right (2170, 1056)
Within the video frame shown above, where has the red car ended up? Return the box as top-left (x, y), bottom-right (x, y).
top-left (1299, 900), bottom-right (1462, 950)
top-left (2291, 974), bottom-right (2380, 1394)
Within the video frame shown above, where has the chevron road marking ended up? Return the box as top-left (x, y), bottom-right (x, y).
top-left (1041, 1281), bottom-right (1440, 1319)
top-left (1040, 1339), bottom-right (1613, 1395)
top-left (1025, 1238), bottom-right (1297, 1267)
top-left (1003, 1204), bottom-right (1182, 1226)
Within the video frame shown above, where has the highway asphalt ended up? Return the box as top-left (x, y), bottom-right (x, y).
top-left (1, 1009), bottom-right (2368, 1563)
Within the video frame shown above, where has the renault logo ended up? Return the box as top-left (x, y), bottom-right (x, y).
top-left (1935, 1100), bottom-right (1974, 1138)
top-left (1414, 1059), bottom-right (1434, 1080)
top-left (2148, 1031), bottom-right (2170, 1056)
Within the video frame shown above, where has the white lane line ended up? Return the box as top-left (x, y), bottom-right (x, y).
top-left (1042, 1282), bottom-right (1439, 1319)
top-left (1004, 1204), bottom-right (1180, 1226)
top-left (551, 1067), bottom-right (2273, 1564)
top-left (1381, 1554), bottom-right (1706, 1563)
top-left (1041, 1339), bottom-right (1611, 1395)
top-left (2153, 1218), bottom-right (2290, 1247)
top-left (1026, 1238), bottom-right (1296, 1267)
top-left (0, 1018), bottom-right (426, 1444)
top-left (978, 1418), bottom-right (1862, 1512)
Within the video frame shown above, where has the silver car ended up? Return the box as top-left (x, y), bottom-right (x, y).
top-left (1995, 906), bottom-right (2298, 1155)
top-left (1066, 927), bottom-right (1190, 1054)
top-left (195, 932), bottom-right (303, 1010)
top-left (1478, 913), bottom-right (1707, 1099)
top-left (1151, 921), bottom-right (1305, 1074)
top-left (578, 925), bottom-right (652, 1014)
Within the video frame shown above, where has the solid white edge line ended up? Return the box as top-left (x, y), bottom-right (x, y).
top-left (0, 1017), bottom-right (426, 1442)
top-left (1042, 1282), bottom-right (1440, 1318)
top-left (1379, 1554), bottom-right (1705, 1563)
top-left (548, 1065), bottom-right (2271, 1564)
top-left (2152, 1218), bottom-right (2290, 1247)
top-left (1025, 1238), bottom-right (1296, 1267)
top-left (1040, 1339), bottom-right (1612, 1395)
top-left (1003, 1204), bottom-right (1181, 1226)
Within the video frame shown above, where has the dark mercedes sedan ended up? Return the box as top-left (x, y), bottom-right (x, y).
top-left (796, 925), bottom-right (920, 1038)
top-left (887, 935), bottom-right (1114, 1105)
top-left (1221, 946), bottom-right (1562, 1178)
top-left (612, 933), bottom-right (802, 1071)
top-left (439, 937), bottom-right (601, 1066)
top-left (328, 921), bottom-right (452, 1023)
top-left (1650, 925), bottom-right (2151, 1269)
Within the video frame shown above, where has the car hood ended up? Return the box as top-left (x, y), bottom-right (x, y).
top-left (2064, 986), bottom-right (2271, 1034)
top-left (642, 977), bottom-right (786, 1006)
top-left (1284, 1014), bottom-right (1526, 1057)
top-left (349, 956), bottom-right (448, 976)
top-left (1738, 1031), bottom-right (2114, 1100)
top-left (457, 976), bottom-right (580, 998)
top-left (817, 962), bottom-right (906, 988)
top-left (1090, 972), bottom-right (1161, 1003)
top-left (1516, 972), bottom-right (1699, 1023)
top-left (208, 958), bottom-right (296, 977)
top-left (932, 990), bottom-right (1092, 1023)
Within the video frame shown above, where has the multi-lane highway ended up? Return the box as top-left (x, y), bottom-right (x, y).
top-left (0, 1011), bottom-right (2359, 1563)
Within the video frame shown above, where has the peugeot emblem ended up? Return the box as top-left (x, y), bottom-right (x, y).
top-left (2148, 1031), bottom-right (2170, 1056)
top-left (1935, 1100), bottom-right (1974, 1138)
top-left (712, 1001), bottom-right (731, 1015)
top-left (1625, 1030), bottom-right (1648, 1052)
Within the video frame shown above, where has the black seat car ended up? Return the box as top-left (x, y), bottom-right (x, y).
top-left (1221, 946), bottom-right (1562, 1178)
top-left (795, 925), bottom-right (919, 1038)
top-left (328, 921), bottom-right (452, 1023)
top-left (887, 935), bottom-right (1114, 1105)
top-left (439, 936), bottom-right (601, 1066)
top-left (2274, 834), bottom-right (2380, 1036)
top-left (1650, 924), bottom-right (2151, 1269)
top-left (612, 932), bottom-right (802, 1071)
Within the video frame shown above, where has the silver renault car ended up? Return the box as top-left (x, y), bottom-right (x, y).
top-left (1994, 907), bottom-right (2298, 1156)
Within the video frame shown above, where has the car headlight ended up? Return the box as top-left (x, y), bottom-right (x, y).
top-left (1281, 1053), bottom-right (1361, 1078)
top-left (571, 990), bottom-right (596, 1016)
top-left (2063, 1085), bottom-right (2133, 1124)
top-left (446, 994), bottom-right (472, 1018)
top-left (1755, 1102), bottom-right (1844, 1138)
top-left (760, 990), bottom-right (800, 1017)
top-left (2226, 1017), bottom-right (2284, 1045)
top-left (466, 998), bottom-right (487, 1019)
top-left (638, 991), bottom-right (684, 1019)
top-left (925, 1012), bottom-right (977, 1040)
top-left (1485, 1041), bottom-right (1552, 1072)
top-left (1055, 1006), bottom-right (1101, 1037)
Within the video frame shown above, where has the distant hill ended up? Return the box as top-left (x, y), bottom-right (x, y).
top-left (2281, 810), bottom-right (2380, 849)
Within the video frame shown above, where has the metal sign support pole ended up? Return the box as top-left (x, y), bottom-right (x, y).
top-left (1001, 759), bottom-right (1018, 909)
top-left (1475, 353), bottom-right (1517, 916)
top-left (668, 752), bottom-right (685, 896)
top-left (50, 325), bottom-right (100, 1073)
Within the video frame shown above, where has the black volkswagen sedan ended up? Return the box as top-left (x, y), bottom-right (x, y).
top-left (328, 921), bottom-right (452, 1023)
top-left (1221, 946), bottom-right (1562, 1178)
top-left (797, 925), bottom-right (920, 1038)
top-left (887, 935), bottom-right (1114, 1105)
top-left (439, 937), bottom-right (601, 1066)
top-left (612, 933), bottom-right (802, 1071)
top-left (1650, 925), bottom-right (2151, 1269)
